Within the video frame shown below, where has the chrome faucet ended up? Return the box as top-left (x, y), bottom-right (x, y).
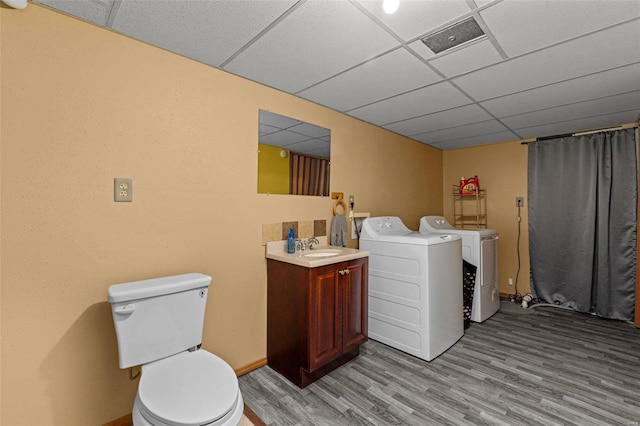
top-left (296, 239), bottom-right (308, 251)
top-left (296, 237), bottom-right (320, 251)
top-left (307, 237), bottom-right (320, 249)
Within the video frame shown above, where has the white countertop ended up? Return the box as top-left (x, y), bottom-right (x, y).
top-left (266, 237), bottom-right (369, 268)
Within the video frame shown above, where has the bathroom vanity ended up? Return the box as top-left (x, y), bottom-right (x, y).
top-left (266, 243), bottom-right (369, 388)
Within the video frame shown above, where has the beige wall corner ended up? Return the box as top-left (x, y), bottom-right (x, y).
top-left (443, 141), bottom-right (531, 297)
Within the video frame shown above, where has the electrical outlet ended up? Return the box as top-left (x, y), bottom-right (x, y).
top-left (508, 278), bottom-right (513, 286)
top-left (516, 197), bottom-right (524, 207)
top-left (114, 178), bottom-right (132, 202)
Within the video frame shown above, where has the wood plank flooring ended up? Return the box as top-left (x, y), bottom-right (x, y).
top-left (239, 301), bottom-right (640, 425)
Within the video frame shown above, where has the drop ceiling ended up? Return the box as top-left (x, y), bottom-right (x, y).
top-left (33, 0), bottom-right (640, 150)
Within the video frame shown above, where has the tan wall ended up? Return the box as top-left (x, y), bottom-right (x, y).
top-left (0, 5), bottom-right (442, 425)
top-left (443, 141), bottom-right (531, 297)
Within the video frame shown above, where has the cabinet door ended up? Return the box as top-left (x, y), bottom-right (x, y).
top-left (342, 258), bottom-right (368, 353)
top-left (308, 266), bottom-right (342, 371)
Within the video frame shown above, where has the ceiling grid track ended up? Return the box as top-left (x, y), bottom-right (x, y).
top-left (30, 0), bottom-right (640, 150)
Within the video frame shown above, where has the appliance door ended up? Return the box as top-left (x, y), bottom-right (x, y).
top-left (472, 234), bottom-right (500, 322)
top-left (480, 235), bottom-right (498, 286)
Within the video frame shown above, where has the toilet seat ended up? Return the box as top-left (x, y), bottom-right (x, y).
top-left (137, 350), bottom-right (240, 426)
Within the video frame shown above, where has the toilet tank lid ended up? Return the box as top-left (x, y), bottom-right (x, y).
top-left (108, 273), bottom-right (211, 304)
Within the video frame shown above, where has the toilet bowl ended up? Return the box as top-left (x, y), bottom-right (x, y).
top-left (107, 273), bottom-right (244, 426)
top-left (132, 351), bottom-right (244, 426)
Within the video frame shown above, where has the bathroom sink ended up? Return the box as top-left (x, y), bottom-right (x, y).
top-left (303, 250), bottom-right (342, 258)
top-left (265, 238), bottom-right (369, 268)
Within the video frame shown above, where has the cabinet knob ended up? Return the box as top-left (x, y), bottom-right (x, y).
top-left (339, 270), bottom-right (345, 276)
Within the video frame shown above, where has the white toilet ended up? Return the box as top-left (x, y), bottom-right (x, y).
top-left (108, 273), bottom-right (244, 426)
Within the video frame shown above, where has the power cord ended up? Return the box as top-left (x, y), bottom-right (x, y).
top-left (509, 203), bottom-right (523, 303)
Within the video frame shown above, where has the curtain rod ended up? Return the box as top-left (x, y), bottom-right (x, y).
top-left (520, 122), bottom-right (639, 145)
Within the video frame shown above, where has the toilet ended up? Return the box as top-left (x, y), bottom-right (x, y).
top-left (108, 273), bottom-right (244, 426)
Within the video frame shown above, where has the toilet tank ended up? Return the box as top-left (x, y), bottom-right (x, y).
top-left (107, 273), bottom-right (211, 369)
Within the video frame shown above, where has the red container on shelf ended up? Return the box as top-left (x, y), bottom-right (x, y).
top-left (459, 176), bottom-right (480, 194)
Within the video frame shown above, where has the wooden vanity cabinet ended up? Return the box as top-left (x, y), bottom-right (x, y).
top-left (266, 257), bottom-right (368, 388)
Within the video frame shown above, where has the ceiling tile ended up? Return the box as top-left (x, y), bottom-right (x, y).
top-left (474, 0), bottom-right (499, 7)
top-left (354, 0), bottom-right (472, 41)
top-left (407, 39), bottom-right (438, 61)
top-left (260, 129), bottom-right (309, 147)
top-left (36, 0), bottom-right (114, 26)
top-left (259, 110), bottom-right (330, 157)
top-left (297, 48), bottom-right (442, 112)
top-left (514, 110), bottom-right (639, 140)
top-left (428, 130), bottom-right (520, 150)
top-left (453, 19), bottom-right (640, 101)
top-left (289, 139), bottom-right (331, 158)
top-left (259, 123), bottom-right (280, 137)
top-left (413, 119), bottom-right (511, 145)
top-left (481, 63), bottom-right (640, 118)
top-left (224, 0), bottom-right (399, 93)
top-left (293, 122), bottom-right (331, 140)
top-left (384, 104), bottom-right (493, 136)
top-left (110, 0), bottom-right (297, 67)
top-left (427, 39), bottom-right (503, 78)
top-left (481, 0), bottom-right (640, 57)
top-left (347, 82), bottom-right (471, 125)
top-left (501, 92), bottom-right (640, 130)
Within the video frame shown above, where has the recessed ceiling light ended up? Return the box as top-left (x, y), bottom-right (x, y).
top-left (383, 0), bottom-right (399, 14)
top-left (1, 0), bottom-right (27, 8)
top-left (421, 17), bottom-right (485, 54)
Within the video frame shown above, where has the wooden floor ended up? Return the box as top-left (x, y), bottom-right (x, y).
top-left (239, 301), bottom-right (640, 426)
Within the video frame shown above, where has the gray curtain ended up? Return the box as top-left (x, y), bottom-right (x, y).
top-left (528, 128), bottom-right (637, 322)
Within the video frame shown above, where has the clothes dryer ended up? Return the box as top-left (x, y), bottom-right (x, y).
top-left (420, 216), bottom-right (500, 323)
top-left (359, 217), bottom-right (463, 361)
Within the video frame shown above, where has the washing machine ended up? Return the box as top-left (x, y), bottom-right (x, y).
top-left (420, 216), bottom-right (500, 323)
top-left (359, 216), bottom-right (463, 362)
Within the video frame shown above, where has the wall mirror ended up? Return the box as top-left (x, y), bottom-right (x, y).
top-left (258, 110), bottom-right (331, 196)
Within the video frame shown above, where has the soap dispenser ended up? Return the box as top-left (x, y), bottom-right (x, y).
top-left (287, 228), bottom-right (296, 254)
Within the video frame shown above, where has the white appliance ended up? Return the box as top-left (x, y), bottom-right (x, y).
top-left (359, 216), bottom-right (463, 361)
top-left (420, 216), bottom-right (500, 323)
top-left (108, 273), bottom-right (244, 426)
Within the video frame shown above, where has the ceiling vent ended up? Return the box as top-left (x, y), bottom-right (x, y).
top-left (421, 17), bottom-right (485, 54)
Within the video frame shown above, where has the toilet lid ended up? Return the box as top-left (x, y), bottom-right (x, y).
top-left (138, 350), bottom-right (239, 426)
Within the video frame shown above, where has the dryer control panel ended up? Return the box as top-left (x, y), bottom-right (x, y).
top-left (420, 215), bottom-right (456, 231)
top-left (361, 216), bottom-right (411, 236)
